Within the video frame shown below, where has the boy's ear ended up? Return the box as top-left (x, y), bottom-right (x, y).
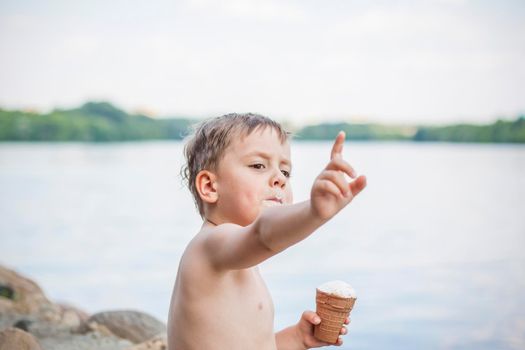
top-left (195, 170), bottom-right (219, 204)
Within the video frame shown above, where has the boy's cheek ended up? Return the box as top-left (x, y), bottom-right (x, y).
top-left (285, 189), bottom-right (293, 204)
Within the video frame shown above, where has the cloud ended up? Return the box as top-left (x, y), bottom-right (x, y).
top-left (0, 1), bottom-right (523, 122)
top-left (187, 0), bottom-right (307, 22)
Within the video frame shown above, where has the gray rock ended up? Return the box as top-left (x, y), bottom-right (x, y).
top-left (0, 313), bottom-right (21, 331)
top-left (125, 333), bottom-right (167, 350)
top-left (17, 318), bottom-right (134, 350)
top-left (0, 266), bottom-right (168, 350)
top-left (87, 311), bottom-right (167, 344)
top-left (37, 330), bottom-right (133, 350)
top-left (0, 266), bottom-right (59, 318)
top-left (0, 265), bottom-right (89, 330)
top-left (0, 327), bottom-right (42, 350)
top-left (56, 303), bottom-right (90, 328)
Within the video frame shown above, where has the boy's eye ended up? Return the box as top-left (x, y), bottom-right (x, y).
top-left (249, 164), bottom-right (290, 177)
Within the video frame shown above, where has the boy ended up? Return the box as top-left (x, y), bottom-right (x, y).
top-left (168, 113), bottom-right (366, 349)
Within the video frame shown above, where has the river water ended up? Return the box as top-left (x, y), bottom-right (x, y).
top-left (1, 141), bottom-right (524, 349)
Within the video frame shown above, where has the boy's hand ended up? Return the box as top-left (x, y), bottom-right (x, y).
top-left (310, 131), bottom-right (366, 221)
top-left (296, 310), bottom-right (350, 348)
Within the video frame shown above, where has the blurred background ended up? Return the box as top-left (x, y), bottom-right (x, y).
top-left (1, 1), bottom-right (524, 349)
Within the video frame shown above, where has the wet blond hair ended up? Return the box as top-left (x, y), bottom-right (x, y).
top-left (182, 113), bottom-right (289, 217)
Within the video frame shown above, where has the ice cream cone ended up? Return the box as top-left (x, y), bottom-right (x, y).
top-left (314, 288), bottom-right (356, 344)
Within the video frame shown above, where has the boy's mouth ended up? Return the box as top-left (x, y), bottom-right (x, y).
top-left (269, 197), bottom-right (283, 204)
top-left (263, 195), bottom-right (284, 206)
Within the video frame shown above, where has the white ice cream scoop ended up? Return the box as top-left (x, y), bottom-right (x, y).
top-left (317, 280), bottom-right (356, 298)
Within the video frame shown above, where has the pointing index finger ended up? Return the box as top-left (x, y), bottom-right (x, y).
top-left (330, 131), bottom-right (345, 160)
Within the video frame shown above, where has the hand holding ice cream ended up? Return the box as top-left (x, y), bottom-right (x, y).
top-left (289, 310), bottom-right (350, 348)
top-left (280, 281), bottom-right (355, 348)
top-left (314, 280), bottom-right (357, 344)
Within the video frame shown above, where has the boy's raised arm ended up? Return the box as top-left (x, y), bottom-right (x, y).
top-left (203, 132), bottom-right (367, 271)
top-left (202, 201), bottom-right (317, 270)
top-left (257, 131), bottom-right (366, 253)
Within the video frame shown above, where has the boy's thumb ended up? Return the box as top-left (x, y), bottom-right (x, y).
top-left (302, 310), bottom-right (321, 325)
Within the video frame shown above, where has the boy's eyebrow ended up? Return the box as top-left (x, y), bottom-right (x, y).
top-left (243, 151), bottom-right (291, 166)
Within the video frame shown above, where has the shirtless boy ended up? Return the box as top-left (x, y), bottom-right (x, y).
top-left (168, 113), bottom-right (367, 349)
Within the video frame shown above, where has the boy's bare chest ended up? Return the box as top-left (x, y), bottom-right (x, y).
top-left (170, 267), bottom-right (277, 349)
top-left (224, 268), bottom-right (275, 317)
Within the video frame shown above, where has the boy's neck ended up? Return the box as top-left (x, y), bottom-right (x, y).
top-left (205, 218), bottom-right (218, 226)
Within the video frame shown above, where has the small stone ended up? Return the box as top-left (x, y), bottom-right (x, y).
top-left (86, 311), bottom-right (166, 344)
top-left (125, 333), bottom-right (167, 350)
top-left (0, 327), bottom-right (42, 350)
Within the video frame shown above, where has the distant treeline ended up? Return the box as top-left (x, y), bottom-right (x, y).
top-left (413, 119), bottom-right (525, 143)
top-left (0, 102), bottom-right (193, 142)
top-left (296, 122), bottom-right (416, 141)
top-left (297, 118), bottom-right (525, 143)
top-left (1, 102), bottom-right (524, 143)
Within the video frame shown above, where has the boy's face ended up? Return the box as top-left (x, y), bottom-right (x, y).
top-left (212, 126), bottom-right (293, 226)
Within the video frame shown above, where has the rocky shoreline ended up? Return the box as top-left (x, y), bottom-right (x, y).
top-left (0, 265), bottom-right (167, 350)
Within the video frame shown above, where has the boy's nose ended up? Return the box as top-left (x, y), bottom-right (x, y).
top-left (271, 171), bottom-right (287, 188)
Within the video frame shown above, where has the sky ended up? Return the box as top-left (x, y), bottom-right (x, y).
top-left (0, 0), bottom-right (524, 125)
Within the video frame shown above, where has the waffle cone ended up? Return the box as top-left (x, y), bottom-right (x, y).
top-left (314, 289), bottom-right (356, 344)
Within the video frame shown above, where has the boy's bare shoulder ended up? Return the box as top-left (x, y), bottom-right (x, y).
top-left (189, 222), bottom-right (271, 271)
top-left (180, 224), bottom-right (241, 271)
top-left (187, 223), bottom-right (239, 251)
